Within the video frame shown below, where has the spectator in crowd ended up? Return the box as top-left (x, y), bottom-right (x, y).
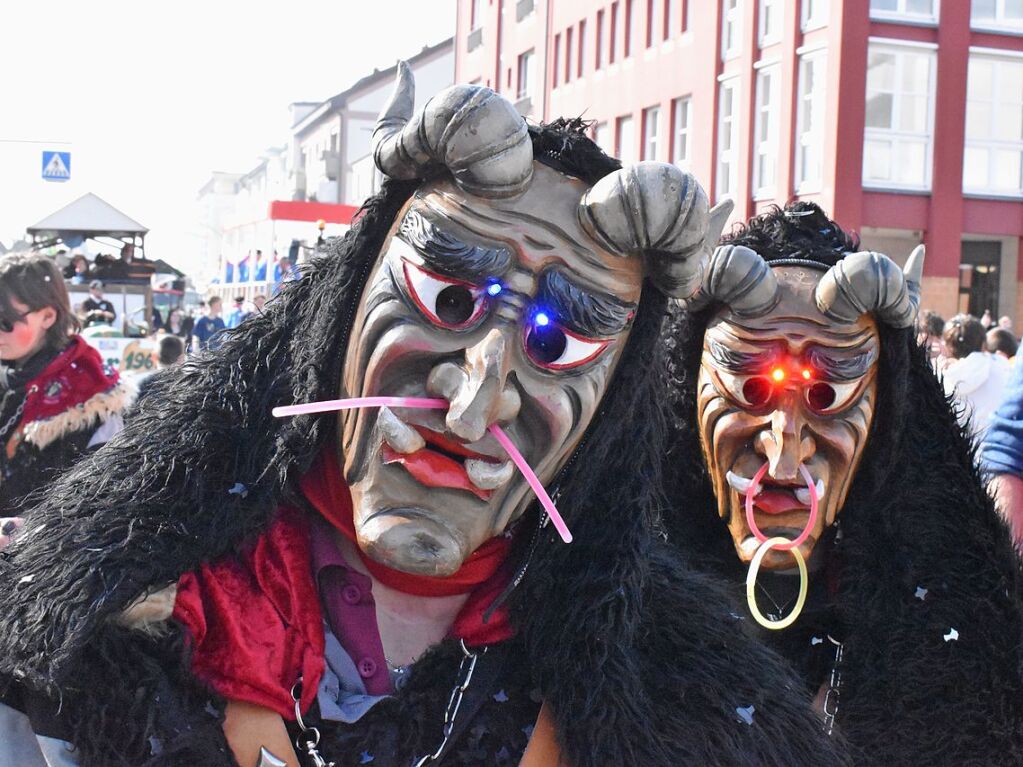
top-left (987, 327), bottom-right (1018, 361)
top-left (982, 359), bottom-right (1023, 543)
top-left (981, 309), bottom-right (995, 329)
top-left (136, 335), bottom-right (186, 400)
top-left (166, 308), bottom-right (188, 338)
top-left (225, 296), bottom-right (246, 329)
top-left (0, 254), bottom-right (134, 533)
top-left (191, 296), bottom-right (225, 352)
top-left (917, 308), bottom-right (945, 363)
top-left (941, 313), bottom-right (1012, 438)
top-left (65, 254), bottom-right (90, 284)
top-left (272, 255), bottom-right (299, 295)
top-left (1000, 315), bottom-right (1014, 331)
top-left (253, 294), bottom-right (266, 313)
top-left (81, 280), bottom-right (116, 326)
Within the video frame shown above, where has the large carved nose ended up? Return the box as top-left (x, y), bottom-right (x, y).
top-left (755, 404), bottom-right (816, 482)
top-left (427, 328), bottom-right (521, 443)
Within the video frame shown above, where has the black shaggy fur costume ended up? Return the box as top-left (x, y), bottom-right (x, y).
top-left (0, 126), bottom-right (846, 766)
top-left (662, 202), bottom-right (1023, 767)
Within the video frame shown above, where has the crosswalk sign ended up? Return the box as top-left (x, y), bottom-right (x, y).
top-left (42, 151), bottom-right (71, 182)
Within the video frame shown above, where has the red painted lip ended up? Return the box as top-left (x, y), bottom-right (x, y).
top-left (381, 428), bottom-right (502, 502)
top-left (753, 488), bottom-right (808, 516)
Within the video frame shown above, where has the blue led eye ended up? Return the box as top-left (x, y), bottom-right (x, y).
top-left (534, 311), bottom-right (551, 327)
top-left (486, 282), bottom-right (503, 297)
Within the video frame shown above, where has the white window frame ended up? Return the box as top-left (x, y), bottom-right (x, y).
top-left (517, 49), bottom-right (535, 101)
top-left (672, 95), bottom-right (692, 169)
top-left (868, 0), bottom-right (939, 25)
top-left (717, 77), bottom-right (741, 201)
top-left (642, 105), bottom-right (661, 160)
top-left (753, 65), bottom-right (781, 197)
top-left (616, 114), bottom-right (636, 164)
top-left (722, 0), bottom-right (742, 61)
top-left (470, 0), bottom-right (483, 30)
top-left (595, 121), bottom-right (613, 154)
top-left (801, 0), bottom-right (830, 31)
top-left (971, 0), bottom-right (1023, 33)
top-left (795, 49), bottom-right (827, 193)
top-left (861, 40), bottom-right (937, 191)
top-left (963, 51), bottom-right (1023, 198)
top-left (759, 0), bottom-right (782, 47)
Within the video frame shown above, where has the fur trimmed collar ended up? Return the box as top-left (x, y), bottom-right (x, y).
top-left (13, 336), bottom-right (133, 451)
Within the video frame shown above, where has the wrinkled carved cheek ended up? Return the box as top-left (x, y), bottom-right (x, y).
top-left (820, 391), bottom-right (874, 525)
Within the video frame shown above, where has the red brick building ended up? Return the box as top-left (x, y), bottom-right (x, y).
top-left (456, 0), bottom-right (1023, 322)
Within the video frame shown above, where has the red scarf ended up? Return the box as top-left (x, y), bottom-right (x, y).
top-left (175, 451), bottom-right (516, 719)
top-left (21, 336), bottom-right (120, 425)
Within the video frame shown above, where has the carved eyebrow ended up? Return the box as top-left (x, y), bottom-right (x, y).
top-left (399, 209), bottom-right (512, 281)
top-left (536, 270), bottom-right (636, 338)
top-left (806, 346), bottom-right (878, 382)
top-left (706, 338), bottom-right (781, 372)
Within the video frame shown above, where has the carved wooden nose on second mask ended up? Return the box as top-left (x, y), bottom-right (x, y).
top-left (756, 406), bottom-right (815, 482)
top-left (427, 329), bottom-right (521, 443)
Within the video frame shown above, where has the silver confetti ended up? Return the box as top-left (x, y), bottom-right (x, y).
top-left (736, 705), bottom-right (756, 725)
top-left (915, 586), bottom-right (928, 600)
top-left (944, 628), bottom-right (959, 642)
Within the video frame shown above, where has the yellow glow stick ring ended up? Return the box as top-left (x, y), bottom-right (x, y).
top-left (745, 536), bottom-right (808, 630)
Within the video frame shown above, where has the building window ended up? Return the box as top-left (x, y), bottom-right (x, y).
top-left (869, 0), bottom-right (938, 23)
top-left (642, 106), bottom-right (661, 160)
top-left (862, 43), bottom-right (935, 190)
top-left (611, 2), bottom-right (620, 64)
top-left (722, 0), bottom-right (742, 61)
top-left (972, 0), bottom-right (1023, 31)
top-left (964, 54), bottom-right (1023, 196)
top-left (616, 114), bottom-right (636, 163)
top-left (795, 51), bottom-right (827, 191)
top-left (578, 20), bottom-right (587, 78)
top-left (626, 0), bottom-right (638, 57)
top-left (717, 79), bottom-right (740, 200)
top-left (801, 0), bottom-right (829, 30)
top-left (516, 0), bottom-right (535, 21)
top-left (665, 0), bottom-right (678, 39)
top-left (565, 27), bottom-right (574, 83)
top-left (754, 66), bottom-right (781, 195)
top-left (759, 0), bottom-right (781, 46)
top-left (671, 95), bottom-right (692, 168)
top-left (596, 10), bottom-right (605, 69)
top-left (647, 0), bottom-right (656, 47)
top-left (470, 0), bottom-right (483, 29)
top-left (595, 122), bottom-right (613, 154)
top-left (553, 35), bottom-right (561, 88)
top-left (517, 49), bottom-right (535, 102)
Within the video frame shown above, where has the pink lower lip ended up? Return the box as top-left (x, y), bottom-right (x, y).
top-left (752, 489), bottom-right (808, 515)
top-left (381, 443), bottom-right (492, 501)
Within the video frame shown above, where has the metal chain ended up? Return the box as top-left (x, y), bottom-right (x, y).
top-left (0, 386), bottom-right (32, 445)
top-left (821, 635), bottom-right (844, 736)
top-left (290, 682), bottom-right (336, 767)
top-left (412, 639), bottom-right (484, 767)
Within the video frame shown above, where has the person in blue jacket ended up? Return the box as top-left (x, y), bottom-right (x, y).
top-left (981, 357), bottom-right (1023, 542)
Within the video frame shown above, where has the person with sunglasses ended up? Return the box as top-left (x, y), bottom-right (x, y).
top-left (0, 253), bottom-right (135, 545)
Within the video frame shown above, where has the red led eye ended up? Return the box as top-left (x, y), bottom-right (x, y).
top-left (770, 367), bottom-right (786, 383)
top-left (743, 377), bottom-right (773, 407)
top-left (801, 368), bottom-right (813, 380)
top-left (807, 382), bottom-right (837, 411)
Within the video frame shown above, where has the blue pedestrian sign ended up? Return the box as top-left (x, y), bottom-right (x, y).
top-left (41, 151), bottom-right (71, 182)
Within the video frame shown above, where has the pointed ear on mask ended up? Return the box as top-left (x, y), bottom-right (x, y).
top-left (706, 199), bottom-right (734, 250)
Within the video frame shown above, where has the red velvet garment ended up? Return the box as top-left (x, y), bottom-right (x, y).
top-left (21, 336), bottom-right (120, 424)
top-left (173, 452), bottom-right (517, 719)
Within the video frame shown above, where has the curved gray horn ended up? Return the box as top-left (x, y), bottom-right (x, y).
top-left (372, 61), bottom-right (534, 197)
top-left (815, 244), bottom-right (925, 328)
top-left (685, 244), bottom-right (780, 316)
top-left (577, 162), bottom-right (727, 299)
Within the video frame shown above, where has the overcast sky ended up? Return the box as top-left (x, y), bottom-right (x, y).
top-left (0, 1), bottom-right (455, 273)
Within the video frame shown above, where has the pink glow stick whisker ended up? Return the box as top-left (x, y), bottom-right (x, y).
top-left (271, 396), bottom-right (573, 544)
top-left (272, 397), bottom-right (448, 418)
